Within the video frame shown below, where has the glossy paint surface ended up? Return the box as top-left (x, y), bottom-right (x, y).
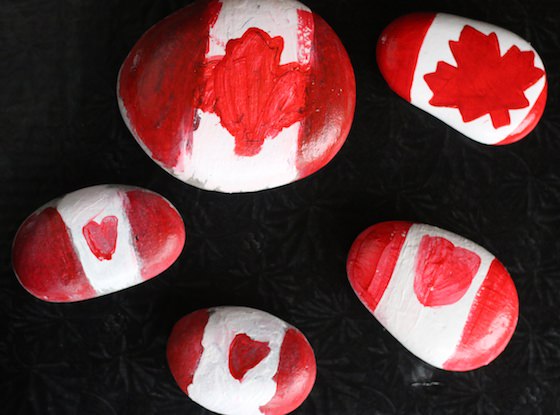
top-left (347, 221), bottom-right (519, 371)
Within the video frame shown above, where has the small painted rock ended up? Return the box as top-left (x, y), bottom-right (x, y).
top-left (12, 185), bottom-right (185, 302)
top-left (167, 306), bottom-right (316, 415)
top-left (377, 13), bottom-right (547, 145)
top-left (347, 221), bottom-right (518, 371)
top-left (118, 0), bottom-right (355, 193)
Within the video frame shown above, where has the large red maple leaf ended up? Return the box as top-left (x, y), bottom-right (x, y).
top-left (424, 25), bottom-right (544, 128)
top-left (198, 28), bottom-right (308, 157)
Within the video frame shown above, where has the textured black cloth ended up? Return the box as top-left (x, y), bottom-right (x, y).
top-left (1, 0), bottom-right (560, 414)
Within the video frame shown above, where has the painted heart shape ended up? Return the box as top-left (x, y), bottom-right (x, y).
top-left (228, 333), bottom-right (271, 381)
top-left (414, 235), bottom-right (481, 307)
top-left (82, 216), bottom-right (119, 261)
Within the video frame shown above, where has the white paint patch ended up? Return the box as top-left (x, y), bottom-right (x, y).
top-left (56, 185), bottom-right (142, 295)
top-left (175, 112), bottom-right (299, 192)
top-left (410, 13), bottom-right (546, 145)
top-left (188, 307), bottom-right (288, 415)
top-left (373, 224), bottom-right (494, 368)
top-left (207, 0), bottom-right (312, 66)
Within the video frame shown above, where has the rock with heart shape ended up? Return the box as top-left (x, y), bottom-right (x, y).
top-left (167, 306), bottom-right (316, 415)
top-left (346, 221), bottom-right (519, 371)
top-left (12, 185), bottom-right (185, 302)
top-left (377, 13), bottom-right (547, 145)
top-left (118, 0), bottom-right (355, 193)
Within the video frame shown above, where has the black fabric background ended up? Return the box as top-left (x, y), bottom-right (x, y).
top-left (2, 0), bottom-right (560, 414)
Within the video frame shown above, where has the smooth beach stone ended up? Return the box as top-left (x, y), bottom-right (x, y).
top-left (377, 13), bottom-right (547, 145)
top-left (347, 221), bottom-right (519, 371)
top-left (12, 185), bottom-right (185, 302)
top-left (118, 0), bottom-right (355, 193)
top-left (167, 306), bottom-right (316, 415)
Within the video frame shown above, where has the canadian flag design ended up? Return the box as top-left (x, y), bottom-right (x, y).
top-left (118, 0), bottom-right (355, 193)
top-left (167, 306), bottom-right (316, 415)
top-left (12, 185), bottom-right (185, 302)
top-left (347, 221), bottom-right (519, 371)
top-left (377, 13), bottom-right (547, 145)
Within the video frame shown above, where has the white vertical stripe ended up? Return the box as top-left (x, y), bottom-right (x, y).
top-left (374, 224), bottom-right (494, 368)
top-left (56, 185), bottom-right (142, 295)
top-left (410, 13), bottom-right (546, 145)
top-left (188, 307), bottom-right (287, 415)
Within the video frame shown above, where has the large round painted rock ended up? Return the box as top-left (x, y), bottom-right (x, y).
top-left (377, 13), bottom-right (547, 145)
top-left (118, 0), bottom-right (355, 193)
top-left (167, 306), bottom-right (316, 415)
top-left (347, 221), bottom-right (519, 371)
top-left (12, 185), bottom-right (185, 302)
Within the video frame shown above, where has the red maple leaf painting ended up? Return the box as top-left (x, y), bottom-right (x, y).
top-left (424, 25), bottom-right (544, 128)
top-left (198, 28), bottom-right (308, 157)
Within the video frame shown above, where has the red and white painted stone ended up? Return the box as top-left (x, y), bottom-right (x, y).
top-left (347, 221), bottom-right (519, 371)
top-left (118, 0), bottom-right (355, 193)
top-left (167, 306), bottom-right (316, 415)
top-left (12, 185), bottom-right (185, 302)
top-left (377, 13), bottom-right (547, 145)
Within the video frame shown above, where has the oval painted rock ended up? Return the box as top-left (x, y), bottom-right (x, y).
top-left (347, 221), bottom-right (519, 371)
top-left (167, 306), bottom-right (316, 415)
top-left (12, 185), bottom-right (185, 302)
top-left (377, 13), bottom-right (547, 145)
top-left (118, 0), bottom-right (355, 193)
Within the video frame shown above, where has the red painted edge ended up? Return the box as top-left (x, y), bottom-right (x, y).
top-left (296, 11), bottom-right (356, 178)
top-left (376, 12), bottom-right (436, 102)
top-left (124, 189), bottom-right (185, 280)
top-left (496, 80), bottom-right (548, 145)
top-left (167, 308), bottom-right (210, 393)
top-left (260, 328), bottom-right (317, 415)
top-left (12, 207), bottom-right (95, 302)
top-left (443, 259), bottom-right (519, 371)
top-left (347, 221), bottom-right (412, 313)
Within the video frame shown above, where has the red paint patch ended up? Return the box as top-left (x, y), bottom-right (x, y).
top-left (376, 12), bottom-right (436, 101)
top-left (424, 25), bottom-right (545, 128)
top-left (443, 259), bottom-right (519, 371)
top-left (296, 12), bottom-right (356, 178)
top-left (414, 235), bottom-right (481, 307)
top-left (347, 221), bottom-right (411, 313)
top-left (167, 309), bottom-right (210, 393)
top-left (12, 207), bottom-right (95, 302)
top-left (260, 329), bottom-right (316, 415)
top-left (199, 28), bottom-right (308, 157)
top-left (82, 216), bottom-right (118, 261)
top-left (118, 0), bottom-right (222, 168)
top-left (124, 189), bottom-right (185, 280)
top-left (228, 333), bottom-right (271, 381)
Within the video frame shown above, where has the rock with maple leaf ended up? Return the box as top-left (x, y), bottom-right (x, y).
top-left (118, 0), bottom-right (355, 192)
top-left (167, 306), bottom-right (316, 415)
top-left (377, 13), bottom-right (547, 145)
top-left (347, 221), bottom-right (519, 371)
top-left (12, 185), bottom-right (185, 302)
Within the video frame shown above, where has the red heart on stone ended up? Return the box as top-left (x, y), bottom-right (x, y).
top-left (414, 235), bottom-right (481, 307)
top-left (228, 333), bottom-right (271, 381)
top-left (82, 216), bottom-right (119, 261)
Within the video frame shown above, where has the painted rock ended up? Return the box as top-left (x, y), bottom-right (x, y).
top-left (118, 0), bottom-right (355, 193)
top-left (167, 306), bottom-right (316, 415)
top-left (347, 221), bottom-right (519, 371)
top-left (377, 13), bottom-right (547, 145)
top-left (12, 185), bottom-right (185, 302)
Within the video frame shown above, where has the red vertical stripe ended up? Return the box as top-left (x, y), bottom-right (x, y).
top-left (443, 259), bottom-right (519, 371)
top-left (296, 11), bottom-right (356, 178)
top-left (167, 309), bottom-right (210, 393)
top-left (12, 207), bottom-right (95, 302)
top-left (376, 12), bottom-right (436, 101)
top-left (260, 329), bottom-right (316, 415)
top-left (347, 221), bottom-right (412, 313)
top-left (118, 0), bottom-right (222, 169)
top-left (124, 189), bottom-right (185, 280)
